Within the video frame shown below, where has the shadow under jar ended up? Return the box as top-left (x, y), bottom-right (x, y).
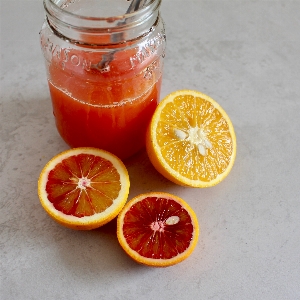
top-left (40, 0), bottom-right (166, 160)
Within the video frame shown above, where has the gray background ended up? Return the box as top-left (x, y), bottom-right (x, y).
top-left (1, 0), bottom-right (299, 299)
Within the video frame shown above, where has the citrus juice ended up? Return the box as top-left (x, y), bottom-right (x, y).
top-left (48, 48), bottom-right (162, 160)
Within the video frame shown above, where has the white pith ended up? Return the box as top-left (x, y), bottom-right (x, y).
top-left (174, 126), bottom-right (212, 156)
top-left (150, 215), bottom-right (180, 233)
top-left (77, 177), bottom-right (91, 189)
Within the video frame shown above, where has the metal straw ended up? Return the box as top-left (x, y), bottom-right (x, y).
top-left (126, 0), bottom-right (147, 14)
top-left (92, 0), bottom-right (146, 72)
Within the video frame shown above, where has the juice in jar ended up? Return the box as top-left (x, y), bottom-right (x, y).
top-left (49, 54), bottom-right (161, 158)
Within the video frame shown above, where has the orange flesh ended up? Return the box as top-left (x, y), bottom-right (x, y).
top-left (122, 197), bottom-right (194, 259)
top-left (156, 95), bottom-right (233, 182)
top-left (46, 154), bottom-right (121, 217)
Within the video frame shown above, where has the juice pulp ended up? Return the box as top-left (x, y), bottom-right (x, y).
top-left (48, 49), bottom-right (162, 160)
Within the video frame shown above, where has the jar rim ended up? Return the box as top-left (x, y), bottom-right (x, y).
top-left (44, 0), bottom-right (161, 29)
top-left (43, 0), bottom-right (162, 45)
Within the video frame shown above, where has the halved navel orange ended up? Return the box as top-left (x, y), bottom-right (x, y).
top-left (38, 147), bottom-right (130, 230)
top-left (146, 90), bottom-right (236, 187)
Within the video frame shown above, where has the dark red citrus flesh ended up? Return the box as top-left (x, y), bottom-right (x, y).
top-left (46, 154), bottom-right (121, 217)
top-left (122, 197), bottom-right (194, 259)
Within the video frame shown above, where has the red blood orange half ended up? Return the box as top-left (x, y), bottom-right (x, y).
top-left (38, 147), bottom-right (130, 230)
top-left (117, 192), bottom-right (199, 267)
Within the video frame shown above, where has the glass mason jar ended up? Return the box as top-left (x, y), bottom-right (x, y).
top-left (40, 0), bottom-right (166, 160)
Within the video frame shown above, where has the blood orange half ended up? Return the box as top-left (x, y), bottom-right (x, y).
top-left (38, 147), bottom-right (130, 230)
top-left (117, 192), bottom-right (199, 267)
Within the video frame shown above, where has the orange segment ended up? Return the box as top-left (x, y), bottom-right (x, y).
top-left (146, 90), bottom-right (236, 187)
top-left (38, 147), bottom-right (130, 230)
top-left (117, 192), bottom-right (199, 267)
